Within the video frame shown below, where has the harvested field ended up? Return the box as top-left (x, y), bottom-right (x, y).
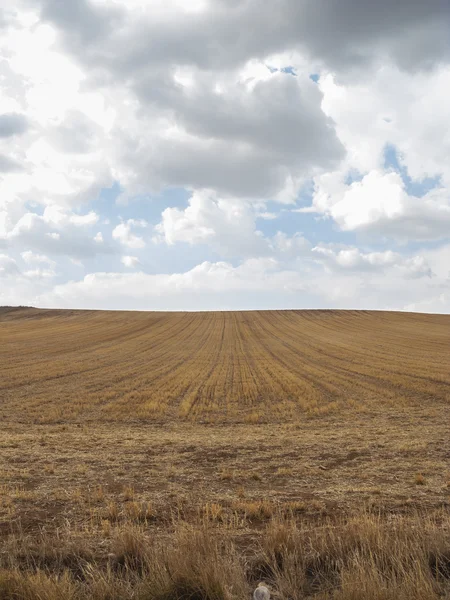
top-left (0, 307), bottom-right (449, 599)
top-left (1, 307), bottom-right (449, 422)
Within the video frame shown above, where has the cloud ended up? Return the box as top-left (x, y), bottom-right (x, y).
top-left (111, 68), bottom-right (344, 201)
top-left (155, 190), bottom-right (313, 259)
top-left (313, 246), bottom-right (397, 270)
top-left (307, 170), bottom-right (450, 241)
top-left (0, 154), bottom-right (24, 173)
top-left (4, 3), bottom-right (343, 203)
top-left (319, 66), bottom-right (450, 182)
top-left (21, 250), bottom-right (55, 266)
top-left (0, 250), bottom-right (60, 305)
top-left (0, 254), bottom-right (20, 277)
top-left (10, 0), bottom-right (446, 219)
top-left (112, 219), bottom-right (148, 249)
top-left (35, 258), bottom-right (310, 310)
top-left (1, 206), bottom-right (112, 259)
top-left (0, 253), bottom-right (55, 286)
top-left (23, 267), bottom-right (56, 279)
top-left (1, 1), bottom-right (449, 313)
top-left (0, 113), bottom-right (28, 137)
top-left (69, 211), bottom-right (99, 226)
top-left (29, 245), bottom-right (449, 312)
top-left (121, 255), bottom-right (140, 268)
top-left (4, 1), bottom-right (449, 208)
top-left (34, 0), bottom-right (449, 75)
top-left (405, 292), bottom-right (450, 314)
top-left (312, 244), bottom-right (433, 278)
top-left (270, 232), bottom-right (312, 259)
top-left (155, 190), bottom-right (268, 257)
top-left (47, 109), bottom-right (102, 154)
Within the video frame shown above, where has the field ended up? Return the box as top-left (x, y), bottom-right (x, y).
top-left (0, 307), bottom-right (449, 599)
top-left (1, 307), bottom-right (449, 423)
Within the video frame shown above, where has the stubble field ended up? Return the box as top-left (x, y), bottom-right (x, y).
top-left (0, 307), bottom-right (449, 599)
top-left (1, 307), bottom-right (449, 423)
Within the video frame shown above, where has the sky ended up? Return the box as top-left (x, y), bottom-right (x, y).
top-left (1, 0), bottom-right (450, 312)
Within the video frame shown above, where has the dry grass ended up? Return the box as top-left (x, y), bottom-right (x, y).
top-left (0, 418), bottom-right (448, 599)
top-left (0, 307), bottom-right (449, 423)
top-left (0, 307), bottom-right (449, 598)
top-left (0, 512), bottom-right (449, 599)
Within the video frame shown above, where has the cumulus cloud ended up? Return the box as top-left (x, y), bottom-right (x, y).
top-left (33, 0), bottom-right (449, 75)
top-left (106, 66), bottom-right (344, 201)
top-left (306, 170), bottom-right (450, 241)
top-left (0, 251), bottom-right (58, 306)
top-left (35, 258), bottom-right (310, 310)
top-left (155, 190), bottom-right (313, 259)
top-left (121, 255), bottom-right (140, 268)
top-left (1, 249), bottom-right (55, 294)
top-left (312, 244), bottom-right (433, 278)
top-left (155, 190), bottom-right (268, 257)
top-left (319, 66), bottom-right (450, 182)
top-left (2, 2), bottom-right (344, 204)
top-left (112, 219), bottom-right (148, 249)
top-left (1, 206), bottom-right (111, 259)
top-left (21, 250), bottom-right (55, 266)
top-left (270, 232), bottom-right (312, 259)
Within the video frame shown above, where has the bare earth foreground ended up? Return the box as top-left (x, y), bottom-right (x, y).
top-left (0, 307), bottom-right (449, 599)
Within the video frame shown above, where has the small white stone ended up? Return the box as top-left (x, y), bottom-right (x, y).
top-left (253, 584), bottom-right (270, 600)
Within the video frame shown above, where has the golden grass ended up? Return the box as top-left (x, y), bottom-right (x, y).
top-left (0, 307), bottom-right (449, 598)
top-left (0, 417), bottom-right (448, 598)
top-left (0, 307), bottom-right (449, 423)
top-left (0, 512), bottom-right (449, 599)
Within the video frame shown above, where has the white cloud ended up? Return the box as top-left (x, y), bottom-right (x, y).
top-left (270, 232), bottom-right (311, 258)
top-left (320, 66), bottom-right (450, 183)
top-left (400, 256), bottom-right (434, 280)
top-left (1, 206), bottom-right (111, 259)
top-left (20, 249), bottom-right (57, 279)
top-left (112, 219), bottom-right (147, 248)
top-left (35, 258), bottom-right (309, 310)
top-left (307, 170), bottom-right (450, 240)
top-left (0, 251), bottom-right (57, 305)
top-left (313, 246), bottom-right (397, 270)
top-left (405, 292), bottom-right (450, 314)
top-left (155, 190), bottom-right (314, 260)
top-left (257, 212), bottom-right (277, 220)
top-left (312, 244), bottom-right (433, 278)
top-left (28, 248), bottom-right (449, 312)
top-left (121, 255), bottom-right (140, 268)
top-left (21, 250), bottom-right (55, 265)
top-left (155, 190), bottom-right (268, 257)
top-left (0, 13), bottom-right (114, 232)
top-left (23, 267), bottom-right (56, 279)
top-left (0, 254), bottom-right (20, 277)
top-left (41, 206), bottom-right (99, 227)
top-left (69, 211), bottom-right (99, 226)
